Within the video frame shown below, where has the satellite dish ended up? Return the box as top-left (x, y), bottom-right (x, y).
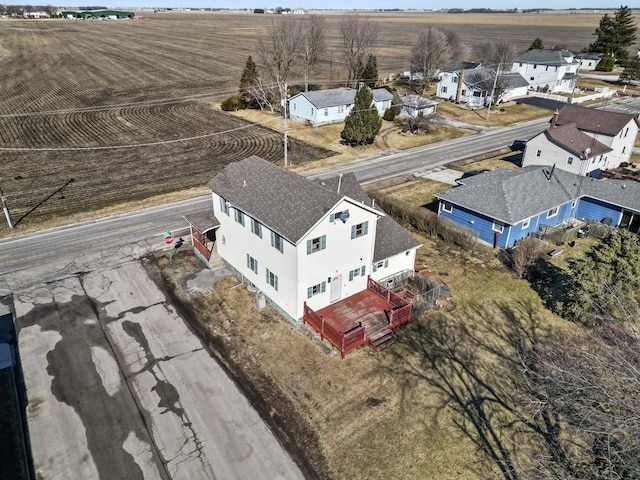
top-left (339, 210), bottom-right (350, 223)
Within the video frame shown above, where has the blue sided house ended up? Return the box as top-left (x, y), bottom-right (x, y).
top-left (435, 166), bottom-right (640, 248)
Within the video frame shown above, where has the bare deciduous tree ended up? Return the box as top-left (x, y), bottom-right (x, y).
top-left (473, 40), bottom-right (517, 71)
top-left (410, 28), bottom-right (460, 95)
top-left (245, 77), bottom-right (278, 113)
top-left (299, 15), bottom-right (326, 92)
top-left (257, 16), bottom-right (303, 112)
top-left (502, 236), bottom-right (546, 278)
top-left (340, 14), bottom-right (378, 88)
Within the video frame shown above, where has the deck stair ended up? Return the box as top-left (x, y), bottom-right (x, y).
top-left (366, 316), bottom-right (397, 351)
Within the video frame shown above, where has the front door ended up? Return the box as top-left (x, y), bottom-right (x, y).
top-left (330, 275), bottom-right (341, 303)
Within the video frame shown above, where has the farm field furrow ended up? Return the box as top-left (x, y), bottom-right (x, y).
top-left (1, 10), bottom-right (638, 231)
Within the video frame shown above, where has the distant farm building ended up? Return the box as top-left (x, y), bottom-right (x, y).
top-left (23, 11), bottom-right (50, 18)
top-left (62, 9), bottom-right (135, 19)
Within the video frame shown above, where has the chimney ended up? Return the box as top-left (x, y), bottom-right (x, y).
top-left (455, 70), bottom-right (465, 104)
top-left (550, 109), bottom-right (559, 128)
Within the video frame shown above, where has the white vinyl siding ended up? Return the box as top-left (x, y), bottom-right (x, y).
top-left (307, 281), bottom-right (326, 298)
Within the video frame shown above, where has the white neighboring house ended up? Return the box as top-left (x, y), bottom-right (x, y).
top-left (510, 49), bottom-right (579, 93)
top-left (189, 156), bottom-right (421, 322)
top-left (522, 105), bottom-right (639, 176)
top-left (288, 87), bottom-right (394, 126)
top-left (434, 61), bottom-right (481, 81)
top-left (436, 68), bottom-right (528, 106)
top-left (577, 52), bottom-right (603, 71)
top-left (399, 95), bottom-right (437, 118)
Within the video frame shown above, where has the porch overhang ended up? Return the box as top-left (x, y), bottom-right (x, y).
top-left (183, 211), bottom-right (220, 234)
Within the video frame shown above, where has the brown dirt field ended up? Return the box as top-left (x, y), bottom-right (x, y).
top-left (1, 10), bottom-right (637, 231)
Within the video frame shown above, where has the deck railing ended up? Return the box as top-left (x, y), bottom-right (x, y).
top-left (303, 303), bottom-right (367, 358)
top-left (368, 277), bottom-right (413, 328)
top-left (388, 303), bottom-right (413, 328)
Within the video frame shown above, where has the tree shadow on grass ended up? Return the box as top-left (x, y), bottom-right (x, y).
top-left (390, 300), bottom-right (572, 479)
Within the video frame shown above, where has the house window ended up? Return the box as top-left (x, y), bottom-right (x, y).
top-left (547, 207), bottom-right (558, 218)
top-left (462, 90), bottom-right (467, 96)
top-left (624, 127), bottom-right (629, 137)
top-left (521, 218), bottom-right (530, 229)
top-left (271, 231), bottom-right (284, 253)
top-left (567, 157), bottom-right (573, 165)
top-left (442, 202), bottom-right (453, 213)
top-left (545, 66), bottom-right (549, 71)
top-left (234, 209), bottom-right (245, 226)
top-left (442, 86), bottom-right (448, 93)
top-left (349, 265), bottom-right (366, 281)
top-left (571, 199), bottom-right (578, 209)
top-left (372, 259), bottom-right (389, 272)
top-left (246, 254), bottom-right (258, 274)
top-left (351, 221), bottom-right (369, 239)
top-left (266, 268), bottom-right (278, 290)
top-left (453, 76), bottom-right (458, 83)
top-left (536, 149), bottom-right (542, 157)
top-left (530, 77), bottom-right (535, 81)
top-left (623, 146), bottom-right (626, 154)
top-left (219, 197), bottom-right (230, 216)
top-left (307, 281), bottom-right (326, 298)
top-left (250, 218), bottom-right (262, 238)
top-left (324, 108), bottom-right (328, 117)
top-left (338, 105), bottom-right (344, 114)
top-left (492, 221), bottom-right (504, 233)
top-left (293, 103), bottom-right (296, 111)
top-left (519, 63), bottom-right (523, 67)
top-left (533, 65), bottom-right (537, 69)
top-left (311, 107), bottom-right (314, 115)
top-left (307, 235), bottom-right (326, 254)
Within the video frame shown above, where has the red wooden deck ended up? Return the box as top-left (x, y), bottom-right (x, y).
top-left (316, 289), bottom-right (394, 336)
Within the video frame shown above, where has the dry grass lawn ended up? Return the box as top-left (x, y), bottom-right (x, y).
top-left (437, 101), bottom-right (549, 126)
top-left (159, 227), bottom-right (575, 479)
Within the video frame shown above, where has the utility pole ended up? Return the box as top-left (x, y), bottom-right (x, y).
top-left (283, 82), bottom-right (288, 168)
top-left (0, 178), bottom-right (14, 229)
top-left (486, 64), bottom-right (500, 121)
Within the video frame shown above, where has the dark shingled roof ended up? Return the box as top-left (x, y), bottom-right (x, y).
top-left (436, 167), bottom-right (580, 224)
top-left (208, 156), bottom-right (354, 243)
top-left (444, 61), bottom-right (480, 72)
top-left (183, 211), bottom-right (220, 233)
top-left (436, 166), bottom-right (640, 224)
top-left (556, 104), bottom-right (638, 137)
top-left (545, 123), bottom-right (612, 158)
top-left (317, 175), bottom-right (422, 262)
top-left (515, 49), bottom-right (576, 66)
top-left (291, 87), bottom-right (393, 109)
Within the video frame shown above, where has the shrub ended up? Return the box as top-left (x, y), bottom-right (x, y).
top-left (383, 108), bottom-right (396, 121)
top-left (221, 95), bottom-right (244, 111)
top-left (596, 55), bottom-right (615, 72)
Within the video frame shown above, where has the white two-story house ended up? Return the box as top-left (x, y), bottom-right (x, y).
top-left (523, 104), bottom-right (639, 176)
top-left (510, 49), bottom-right (579, 93)
top-left (288, 87), bottom-right (394, 127)
top-left (191, 156), bottom-right (421, 322)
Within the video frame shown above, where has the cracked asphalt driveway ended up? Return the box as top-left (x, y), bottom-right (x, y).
top-left (14, 259), bottom-right (303, 480)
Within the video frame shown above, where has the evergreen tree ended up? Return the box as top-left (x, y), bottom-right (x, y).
top-left (341, 86), bottom-right (382, 146)
top-left (361, 54), bottom-right (378, 88)
top-left (528, 38), bottom-right (544, 50)
top-left (562, 230), bottom-right (640, 326)
top-left (588, 6), bottom-right (637, 60)
top-left (619, 58), bottom-right (640, 83)
top-left (239, 56), bottom-right (259, 107)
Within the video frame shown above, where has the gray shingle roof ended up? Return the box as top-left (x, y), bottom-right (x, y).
top-left (316, 174), bottom-right (422, 262)
top-left (444, 61), bottom-right (480, 73)
top-left (401, 95), bottom-right (437, 108)
top-left (291, 87), bottom-right (393, 109)
top-left (436, 166), bottom-right (640, 224)
top-left (515, 49), bottom-right (576, 65)
top-left (183, 211), bottom-right (220, 233)
top-left (436, 167), bottom-right (581, 224)
top-left (545, 123), bottom-right (612, 158)
top-left (556, 104), bottom-right (638, 137)
top-left (208, 156), bottom-right (347, 243)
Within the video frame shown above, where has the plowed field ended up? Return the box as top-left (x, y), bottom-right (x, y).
top-left (1, 10), bottom-right (636, 227)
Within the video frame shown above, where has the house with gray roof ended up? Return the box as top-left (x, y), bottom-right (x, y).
top-left (436, 68), bottom-right (528, 106)
top-left (435, 166), bottom-right (640, 248)
top-left (187, 155), bottom-right (420, 321)
top-left (288, 87), bottom-right (394, 126)
top-left (510, 49), bottom-right (579, 93)
top-left (523, 105), bottom-right (639, 176)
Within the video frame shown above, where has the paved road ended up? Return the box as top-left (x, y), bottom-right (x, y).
top-left (4, 96), bottom-right (640, 283)
top-left (14, 259), bottom-right (304, 480)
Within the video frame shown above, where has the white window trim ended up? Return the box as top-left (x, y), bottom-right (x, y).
top-left (547, 207), bottom-right (558, 218)
top-left (442, 202), bottom-right (453, 213)
top-left (521, 218), bottom-right (530, 230)
top-left (492, 221), bottom-right (504, 233)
